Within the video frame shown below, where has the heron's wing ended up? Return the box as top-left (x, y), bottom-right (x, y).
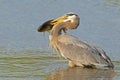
top-left (57, 34), bottom-right (113, 67)
top-left (95, 47), bottom-right (114, 67)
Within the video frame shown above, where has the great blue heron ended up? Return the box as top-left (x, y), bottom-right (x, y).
top-left (37, 13), bottom-right (114, 69)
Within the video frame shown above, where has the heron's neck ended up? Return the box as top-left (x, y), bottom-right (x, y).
top-left (49, 24), bottom-right (63, 49)
top-left (50, 24), bottom-right (63, 37)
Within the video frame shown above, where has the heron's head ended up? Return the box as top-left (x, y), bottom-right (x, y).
top-left (37, 13), bottom-right (80, 32)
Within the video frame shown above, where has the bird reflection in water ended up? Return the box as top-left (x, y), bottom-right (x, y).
top-left (46, 67), bottom-right (116, 80)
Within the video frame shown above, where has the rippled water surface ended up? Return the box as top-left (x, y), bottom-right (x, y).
top-left (0, 0), bottom-right (120, 80)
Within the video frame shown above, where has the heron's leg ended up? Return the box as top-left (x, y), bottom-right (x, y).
top-left (68, 61), bottom-right (75, 67)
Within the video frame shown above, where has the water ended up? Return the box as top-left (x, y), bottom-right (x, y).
top-left (0, 0), bottom-right (120, 80)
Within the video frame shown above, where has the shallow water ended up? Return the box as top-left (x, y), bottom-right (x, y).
top-left (0, 50), bottom-right (119, 80)
top-left (0, 0), bottom-right (120, 80)
top-left (0, 50), bottom-right (66, 80)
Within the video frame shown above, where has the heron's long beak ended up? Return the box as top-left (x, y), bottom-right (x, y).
top-left (37, 16), bottom-right (67, 32)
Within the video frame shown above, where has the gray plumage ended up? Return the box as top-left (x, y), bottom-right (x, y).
top-left (55, 34), bottom-right (114, 68)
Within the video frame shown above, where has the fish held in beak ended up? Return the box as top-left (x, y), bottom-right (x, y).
top-left (37, 20), bottom-right (54, 32)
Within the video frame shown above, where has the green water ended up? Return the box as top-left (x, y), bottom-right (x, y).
top-left (0, 50), bottom-right (119, 80)
top-left (0, 50), bottom-right (65, 80)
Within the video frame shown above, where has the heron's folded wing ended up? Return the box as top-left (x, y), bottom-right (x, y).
top-left (57, 34), bottom-right (111, 66)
